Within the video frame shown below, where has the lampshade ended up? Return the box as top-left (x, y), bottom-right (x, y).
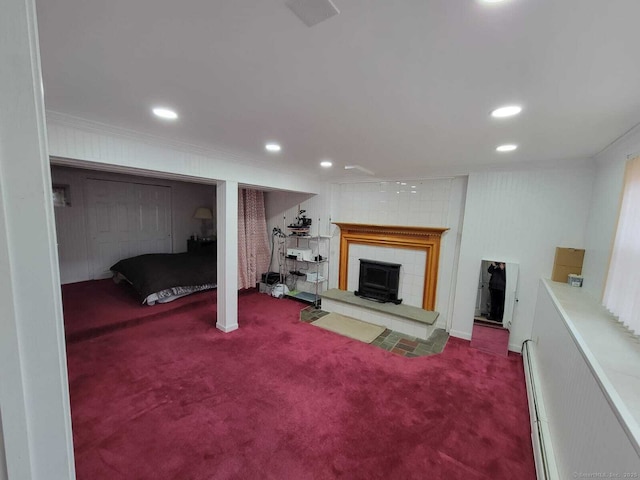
top-left (193, 207), bottom-right (213, 220)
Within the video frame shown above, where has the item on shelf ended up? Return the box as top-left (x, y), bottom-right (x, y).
top-left (287, 227), bottom-right (310, 236)
top-left (286, 248), bottom-right (313, 261)
top-left (288, 209), bottom-right (312, 229)
top-left (568, 274), bottom-right (583, 287)
top-left (551, 247), bottom-right (585, 282)
top-left (287, 210), bottom-right (312, 236)
top-left (280, 214), bottom-right (329, 307)
top-left (305, 273), bottom-right (325, 283)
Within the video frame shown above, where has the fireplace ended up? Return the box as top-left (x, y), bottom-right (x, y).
top-left (355, 259), bottom-right (402, 304)
top-left (334, 223), bottom-right (448, 310)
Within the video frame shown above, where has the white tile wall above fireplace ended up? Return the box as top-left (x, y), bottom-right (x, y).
top-left (331, 177), bottom-right (467, 330)
top-left (334, 179), bottom-right (453, 227)
top-left (348, 245), bottom-right (427, 308)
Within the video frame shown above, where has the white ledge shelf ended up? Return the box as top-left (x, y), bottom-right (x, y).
top-left (544, 279), bottom-right (640, 452)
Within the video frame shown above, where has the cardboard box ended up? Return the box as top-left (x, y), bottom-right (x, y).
top-left (552, 247), bottom-right (585, 282)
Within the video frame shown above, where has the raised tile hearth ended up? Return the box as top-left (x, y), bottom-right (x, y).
top-left (320, 288), bottom-right (439, 340)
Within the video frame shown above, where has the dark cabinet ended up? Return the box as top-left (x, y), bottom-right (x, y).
top-left (187, 238), bottom-right (216, 253)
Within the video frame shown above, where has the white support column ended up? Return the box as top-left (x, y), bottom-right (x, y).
top-left (216, 181), bottom-right (239, 333)
top-left (0, 0), bottom-right (76, 478)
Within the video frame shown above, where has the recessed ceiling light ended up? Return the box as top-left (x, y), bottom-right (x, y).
top-left (411, 185), bottom-right (416, 188)
top-left (496, 144), bottom-right (518, 152)
top-left (481, 0), bottom-right (508, 3)
top-left (411, 191), bottom-right (417, 194)
top-left (401, 182), bottom-right (407, 186)
top-left (152, 107), bottom-right (178, 120)
top-left (491, 105), bottom-right (522, 118)
top-left (265, 143), bottom-right (281, 152)
top-left (320, 160), bottom-right (333, 168)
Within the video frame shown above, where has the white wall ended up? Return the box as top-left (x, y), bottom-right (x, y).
top-left (264, 188), bottom-right (332, 295)
top-left (0, 0), bottom-right (75, 477)
top-left (450, 166), bottom-right (595, 350)
top-left (51, 166), bottom-right (216, 284)
top-left (582, 124), bottom-right (640, 299)
top-left (0, 66), bottom-right (323, 479)
top-left (327, 177), bottom-right (467, 329)
top-left (47, 112), bottom-right (323, 195)
top-left (0, 411), bottom-right (6, 480)
top-left (531, 280), bottom-right (640, 477)
top-left (265, 189), bottom-right (332, 239)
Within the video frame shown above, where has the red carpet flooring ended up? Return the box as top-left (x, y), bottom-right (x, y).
top-left (62, 279), bottom-right (217, 342)
top-left (64, 283), bottom-right (535, 480)
top-left (470, 324), bottom-right (510, 357)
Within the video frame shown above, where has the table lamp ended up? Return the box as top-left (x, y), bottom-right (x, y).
top-left (193, 207), bottom-right (213, 239)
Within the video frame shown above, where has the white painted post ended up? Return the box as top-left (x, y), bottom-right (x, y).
top-left (0, 0), bottom-right (76, 478)
top-left (216, 181), bottom-right (239, 332)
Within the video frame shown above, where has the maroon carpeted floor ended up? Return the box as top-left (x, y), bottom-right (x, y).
top-left (470, 324), bottom-right (510, 357)
top-left (65, 283), bottom-right (535, 480)
top-left (62, 279), bottom-right (217, 342)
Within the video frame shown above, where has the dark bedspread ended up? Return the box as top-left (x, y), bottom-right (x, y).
top-left (111, 251), bottom-right (217, 301)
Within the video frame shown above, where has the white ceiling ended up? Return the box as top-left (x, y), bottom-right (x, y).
top-left (36, 0), bottom-right (640, 180)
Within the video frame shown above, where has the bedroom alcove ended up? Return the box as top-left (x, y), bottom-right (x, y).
top-left (50, 163), bottom-right (218, 284)
top-left (49, 162), bottom-right (224, 335)
top-left (50, 159), bottom-right (282, 337)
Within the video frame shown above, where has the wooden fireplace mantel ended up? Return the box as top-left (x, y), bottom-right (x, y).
top-left (333, 223), bottom-right (448, 310)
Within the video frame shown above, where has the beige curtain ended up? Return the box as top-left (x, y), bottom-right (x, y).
top-left (237, 189), bottom-right (271, 290)
top-left (603, 156), bottom-right (640, 335)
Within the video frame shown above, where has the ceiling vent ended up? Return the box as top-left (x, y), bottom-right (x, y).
top-left (344, 165), bottom-right (375, 176)
top-left (286, 0), bottom-right (340, 27)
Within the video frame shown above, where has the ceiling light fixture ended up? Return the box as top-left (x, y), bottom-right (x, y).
top-left (265, 143), bottom-right (281, 152)
top-left (496, 144), bottom-right (518, 152)
top-left (320, 160), bottom-right (333, 168)
top-left (152, 107), bottom-right (178, 120)
top-left (491, 105), bottom-right (522, 118)
top-left (481, 0), bottom-right (508, 3)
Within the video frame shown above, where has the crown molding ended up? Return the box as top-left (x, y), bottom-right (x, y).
top-left (594, 118), bottom-right (640, 160)
top-left (44, 110), bottom-right (299, 173)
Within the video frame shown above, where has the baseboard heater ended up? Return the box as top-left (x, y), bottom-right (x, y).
top-left (522, 340), bottom-right (560, 480)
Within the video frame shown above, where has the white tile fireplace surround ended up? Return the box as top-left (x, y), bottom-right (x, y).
top-left (334, 223), bottom-right (447, 310)
top-left (348, 244), bottom-right (426, 308)
top-left (328, 223), bottom-right (447, 339)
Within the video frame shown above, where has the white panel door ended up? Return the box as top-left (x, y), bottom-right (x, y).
top-left (134, 183), bottom-right (172, 255)
top-left (86, 179), bottom-right (171, 279)
top-left (86, 179), bottom-right (136, 279)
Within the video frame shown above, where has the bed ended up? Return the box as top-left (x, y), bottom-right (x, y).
top-left (110, 250), bottom-right (217, 305)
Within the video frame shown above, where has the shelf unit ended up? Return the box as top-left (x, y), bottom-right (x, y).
top-left (282, 229), bottom-right (330, 307)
